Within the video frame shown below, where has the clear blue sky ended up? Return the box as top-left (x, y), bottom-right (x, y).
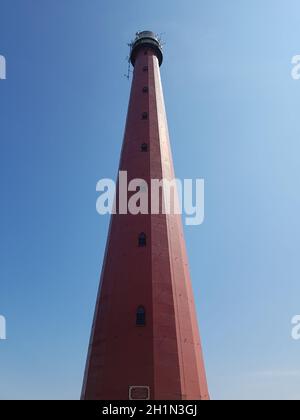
top-left (0, 0), bottom-right (300, 400)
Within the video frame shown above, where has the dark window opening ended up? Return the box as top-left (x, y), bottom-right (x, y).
top-left (141, 143), bottom-right (148, 152)
top-left (143, 86), bottom-right (149, 93)
top-left (143, 66), bottom-right (148, 72)
top-left (142, 112), bottom-right (148, 120)
top-left (138, 232), bottom-right (147, 247)
top-left (136, 306), bottom-right (146, 326)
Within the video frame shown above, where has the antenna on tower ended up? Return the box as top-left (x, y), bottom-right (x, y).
top-left (124, 55), bottom-right (131, 80)
top-left (124, 40), bottom-right (134, 80)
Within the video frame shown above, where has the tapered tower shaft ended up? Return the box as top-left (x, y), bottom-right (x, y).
top-left (82, 31), bottom-right (209, 400)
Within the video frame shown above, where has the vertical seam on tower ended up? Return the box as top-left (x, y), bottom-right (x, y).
top-left (155, 69), bottom-right (208, 400)
top-left (147, 52), bottom-right (155, 401)
top-left (152, 56), bottom-right (187, 399)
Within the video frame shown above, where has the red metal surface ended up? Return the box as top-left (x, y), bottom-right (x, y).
top-left (81, 47), bottom-right (209, 400)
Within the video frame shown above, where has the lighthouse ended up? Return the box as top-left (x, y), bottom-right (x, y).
top-left (81, 31), bottom-right (209, 400)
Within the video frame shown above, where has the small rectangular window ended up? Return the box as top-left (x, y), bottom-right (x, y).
top-left (142, 112), bottom-right (148, 120)
top-left (138, 233), bottom-right (147, 247)
top-left (136, 306), bottom-right (146, 326)
top-left (129, 386), bottom-right (150, 400)
top-left (141, 143), bottom-right (148, 152)
top-left (143, 86), bottom-right (149, 93)
top-left (143, 66), bottom-right (148, 72)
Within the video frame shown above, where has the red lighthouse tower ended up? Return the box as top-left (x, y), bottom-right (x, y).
top-left (81, 31), bottom-right (209, 400)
